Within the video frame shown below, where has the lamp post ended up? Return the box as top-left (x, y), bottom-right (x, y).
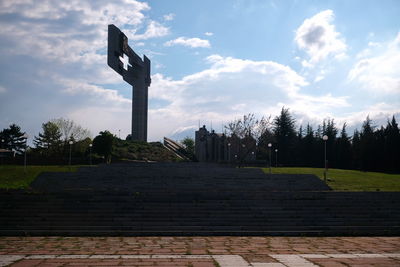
top-left (23, 134), bottom-right (28, 173)
top-left (239, 143), bottom-right (245, 167)
top-left (1, 139), bottom-right (4, 166)
top-left (89, 143), bottom-right (92, 166)
top-left (275, 148), bottom-right (278, 168)
top-left (227, 143), bottom-right (231, 163)
top-left (69, 140), bottom-right (73, 168)
top-left (323, 135), bottom-right (328, 182)
top-left (268, 143), bottom-right (272, 174)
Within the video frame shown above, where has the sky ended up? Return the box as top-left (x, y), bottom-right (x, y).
top-left (0, 0), bottom-right (399, 142)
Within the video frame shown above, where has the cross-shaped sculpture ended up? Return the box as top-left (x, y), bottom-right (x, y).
top-left (107, 24), bottom-right (151, 142)
top-left (119, 54), bottom-right (131, 71)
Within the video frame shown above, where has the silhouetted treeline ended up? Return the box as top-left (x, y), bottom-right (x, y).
top-left (261, 108), bottom-right (400, 173)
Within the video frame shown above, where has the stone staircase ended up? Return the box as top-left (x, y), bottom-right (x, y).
top-left (0, 163), bottom-right (399, 236)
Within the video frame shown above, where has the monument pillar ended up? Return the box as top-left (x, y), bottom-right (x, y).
top-left (107, 24), bottom-right (151, 142)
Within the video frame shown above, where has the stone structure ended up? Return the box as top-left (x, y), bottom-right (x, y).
top-left (107, 24), bottom-right (151, 142)
top-left (195, 126), bottom-right (256, 163)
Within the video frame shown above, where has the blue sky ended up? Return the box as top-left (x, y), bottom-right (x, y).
top-left (0, 0), bottom-right (399, 142)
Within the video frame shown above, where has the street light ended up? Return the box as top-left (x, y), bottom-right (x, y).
top-left (69, 140), bottom-right (73, 168)
top-left (22, 134), bottom-right (29, 173)
top-left (89, 143), bottom-right (93, 166)
top-left (227, 143), bottom-right (231, 162)
top-left (1, 139), bottom-right (4, 166)
top-left (323, 135), bottom-right (328, 182)
top-left (242, 143), bottom-right (246, 161)
top-left (275, 148), bottom-right (278, 168)
top-left (268, 143), bottom-right (272, 175)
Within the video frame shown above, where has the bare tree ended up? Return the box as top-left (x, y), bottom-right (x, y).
top-left (52, 118), bottom-right (91, 142)
top-left (225, 113), bottom-right (272, 144)
top-left (225, 114), bottom-right (272, 166)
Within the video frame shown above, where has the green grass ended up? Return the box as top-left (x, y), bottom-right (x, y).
top-left (261, 167), bottom-right (400, 191)
top-left (0, 165), bottom-right (81, 189)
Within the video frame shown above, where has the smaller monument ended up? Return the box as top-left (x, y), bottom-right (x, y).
top-left (195, 126), bottom-right (256, 163)
top-left (107, 24), bottom-right (151, 142)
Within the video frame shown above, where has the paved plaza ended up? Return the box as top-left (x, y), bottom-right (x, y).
top-left (0, 236), bottom-right (399, 266)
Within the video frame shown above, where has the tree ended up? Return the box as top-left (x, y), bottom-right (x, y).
top-left (352, 129), bottom-right (361, 170)
top-left (302, 124), bottom-right (316, 167)
top-left (385, 116), bottom-right (400, 172)
top-left (336, 123), bottom-right (352, 169)
top-left (273, 107), bottom-right (296, 166)
top-left (225, 113), bottom-right (272, 162)
top-left (182, 137), bottom-right (195, 155)
top-left (0, 124), bottom-right (26, 154)
top-left (92, 131), bottom-right (115, 164)
top-left (359, 116), bottom-right (376, 171)
top-left (322, 119), bottom-right (338, 168)
top-left (225, 113), bottom-right (273, 162)
top-left (295, 125), bottom-right (304, 165)
top-left (52, 118), bottom-right (91, 144)
top-left (33, 121), bottom-right (62, 155)
top-left (225, 113), bottom-right (271, 143)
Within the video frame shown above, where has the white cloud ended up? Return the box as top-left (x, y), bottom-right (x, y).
top-left (348, 32), bottom-right (400, 95)
top-left (0, 86), bottom-right (6, 93)
top-left (314, 76), bottom-right (324, 82)
top-left (132, 21), bottom-right (170, 40)
top-left (295, 10), bottom-right (346, 67)
top-left (0, 0), bottom-right (164, 64)
top-left (205, 32), bottom-right (214, 36)
top-left (60, 78), bottom-right (130, 104)
top-left (0, 0), bottom-right (150, 24)
top-left (163, 13), bottom-right (175, 21)
top-left (1, 1), bottom-right (397, 142)
top-left (0, 0), bottom-right (155, 140)
top-left (333, 103), bottom-right (400, 132)
top-left (147, 55), bottom-right (354, 140)
top-left (164, 37), bottom-right (211, 48)
top-left (68, 106), bottom-right (131, 139)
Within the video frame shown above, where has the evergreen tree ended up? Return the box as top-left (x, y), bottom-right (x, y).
top-left (303, 124), bottom-right (316, 167)
top-left (33, 121), bottom-right (62, 155)
top-left (385, 116), bottom-right (400, 172)
top-left (296, 125), bottom-right (304, 166)
top-left (374, 126), bottom-right (386, 171)
top-left (352, 129), bottom-right (361, 170)
top-left (323, 119), bottom-right (338, 168)
top-left (0, 124), bottom-right (26, 154)
top-left (359, 116), bottom-right (375, 171)
top-left (273, 107), bottom-right (296, 166)
top-left (336, 123), bottom-right (352, 169)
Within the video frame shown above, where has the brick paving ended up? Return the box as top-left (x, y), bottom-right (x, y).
top-left (0, 237), bottom-right (399, 266)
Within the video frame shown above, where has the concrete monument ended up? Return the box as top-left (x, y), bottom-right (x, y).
top-left (107, 24), bottom-right (151, 142)
top-left (195, 126), bottom-right (256, 163)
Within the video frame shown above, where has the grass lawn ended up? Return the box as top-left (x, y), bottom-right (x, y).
top-left (0, 165), bottom-right (81, 189)
top-left (261, 167), bottom-right (400, 191)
